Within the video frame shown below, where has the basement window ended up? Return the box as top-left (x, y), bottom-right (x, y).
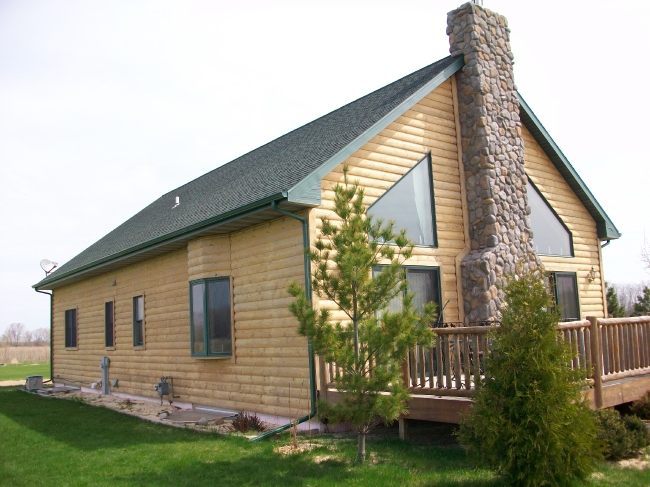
top-left (65, 308), bottom-right (77, 348)
top-left (548, 272), bottom-right (580, 322)
top-left (190, 277), bottom-right (232, 357)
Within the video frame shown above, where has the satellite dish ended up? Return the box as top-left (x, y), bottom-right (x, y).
top-left (40, 259), bottom-right (58, 275)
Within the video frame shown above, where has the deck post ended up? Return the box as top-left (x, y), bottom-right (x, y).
top-left (401, 351), bottom-right (410, 388)
top-left (399, 417), bottom-right (409, 441)
top-left (588, 316), bottom-right (603, 408)
top-left (317, 356), bottom-right (328, 401)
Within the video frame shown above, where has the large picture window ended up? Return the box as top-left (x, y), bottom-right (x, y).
top-left (373, 266), bottom-right (442, 323)
top-left (65, 308), bottom-right (77, 348)
top-left (190, 277), bottom-right (232, 357)
top-left (368, 153), bottom-right (437, 247)
top-left (548, 272), bottom-right (580, 322)
top-left (133, 295), bottom-right (145, 347)
top-left (527, 180), bottom-right (573, 257)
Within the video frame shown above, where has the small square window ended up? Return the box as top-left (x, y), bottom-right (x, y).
top-left (65, 308), bottom-right (77, 348)
top-left (133, 296), bottom-right (144, 347)
top-left (105, 301), bottom-right (115, 348)
top-left (190, 278), bottom-right (232, 357)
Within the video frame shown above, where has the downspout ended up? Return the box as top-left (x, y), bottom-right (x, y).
top-left (250, 201), bottom-right (317, 441)
top-left (35, 289), bottom-right (53, 382)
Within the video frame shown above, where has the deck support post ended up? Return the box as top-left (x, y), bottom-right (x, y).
top-left (588, 316), bottom-right (603, 408)
top-left (399, 417), bottom-right (409, 441)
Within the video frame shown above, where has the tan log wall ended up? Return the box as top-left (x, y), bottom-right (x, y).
top-left (316, 79), bottom-right (468, 323)
top-left (523, 125), bottom-right (606, 318)
top-left (52, 214), bottom-right (310, 418)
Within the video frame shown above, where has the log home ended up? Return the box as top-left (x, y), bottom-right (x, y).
top-left (36, 2), bottom-right (643, 429)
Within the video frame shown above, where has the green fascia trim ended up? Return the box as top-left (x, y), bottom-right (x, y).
top-left (517, 94), bottom-right (621, 240)
top-left (33, 192), bottom-right (288, 290)
top-left (286, 57), bottom-right (465, 206)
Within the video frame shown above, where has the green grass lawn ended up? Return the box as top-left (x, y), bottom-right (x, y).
top-left (0, 387), bottom-right (648, 486)
top-left (0, 363), bottom-right (49, 382)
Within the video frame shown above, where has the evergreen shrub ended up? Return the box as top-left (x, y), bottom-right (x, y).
top-left (458, 270), bottom-right (600, 486)
top-left (630, 390), bottom-right (650, 420)
top-left (593, 408), bottom-right (649, 460)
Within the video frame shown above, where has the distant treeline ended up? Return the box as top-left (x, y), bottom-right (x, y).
top-left (607, 282), bottom-right (650, 317)
top-left (1, 323), bottom-right (49, 346)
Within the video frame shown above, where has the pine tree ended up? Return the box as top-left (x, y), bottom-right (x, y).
top-left (606, 282), bottom-right (626, 318)
top-left (632, 286), bottom-right (650, 317)
top-left (458, 270), bottom-right (599, 486)
top-left (288, 168), bottom-right (434, 462)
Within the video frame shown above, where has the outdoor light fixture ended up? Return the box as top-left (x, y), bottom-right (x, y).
top-left (588, 266), bottom-right (597, 283)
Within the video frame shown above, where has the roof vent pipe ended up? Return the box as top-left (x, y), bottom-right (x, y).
top-left (172, 196), bottom-right (180, 209)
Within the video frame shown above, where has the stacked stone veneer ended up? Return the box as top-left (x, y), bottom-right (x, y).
top-left (447, 2), bottom-right (542, 323)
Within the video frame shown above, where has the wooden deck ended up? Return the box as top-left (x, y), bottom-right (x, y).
top-left (318, 316), bottom-right (650, 424)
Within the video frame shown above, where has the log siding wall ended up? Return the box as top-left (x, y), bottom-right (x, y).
top-left (52, 215), bottom-right (310, 418)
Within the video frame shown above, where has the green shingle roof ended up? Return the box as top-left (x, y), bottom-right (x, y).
top-left (34, 56), bottom-right (460, 289)
top-left (34, 54), bottom-right (619, 290)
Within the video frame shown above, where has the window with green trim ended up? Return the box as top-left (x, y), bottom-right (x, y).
top-left (190, 277), bottom-right (232, 357)
top-left (65, 308), bottom-right (77, 348)
top-left (368, 153), bottom-right (438, 247)
top-left (528, 180), bottom-right (573, 257)
top-left (372, 266), bottom-right (442, 323)
top-left (548, 272), bottom-right (580, 321)
top-left (105, 301), bottom-right (114, 348)
top-left (133, 296), bottom-right (144, 347)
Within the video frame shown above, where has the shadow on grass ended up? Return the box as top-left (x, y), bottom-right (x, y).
top-left (116, 454), bottom-right (353, 487)
top-left (116, 445), bottom-right (501, 487)
top-left (0, 388), bottom-right (206, 451)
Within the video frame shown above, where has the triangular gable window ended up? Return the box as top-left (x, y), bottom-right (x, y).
top-left (369, 153), bottom-right (437, 247)
top-left (527, 180), bottom-right (573, 257)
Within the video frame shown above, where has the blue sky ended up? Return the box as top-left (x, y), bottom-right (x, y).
top-left (1, 0), bottom-right (649, 333)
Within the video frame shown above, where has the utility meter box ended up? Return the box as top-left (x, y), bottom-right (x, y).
top-left (26, 375), bottom-right (43, 391)
top-left (154, 381), bottom-right (169, 397)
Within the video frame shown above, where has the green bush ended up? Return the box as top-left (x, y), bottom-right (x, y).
top-left (458, 270), bottom-right (600, 486)
top-left (593, 408), bottom-right (649, 460)
top-left (630, 390), bottom-right (650, 420)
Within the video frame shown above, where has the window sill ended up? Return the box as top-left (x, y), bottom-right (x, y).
top-left (133, 345), bottom-right (146, 351)
top-left (191, 355), bottom-right (232, 360)
top-left (65, 347), bottom-right (78, 351)
top-left (105, 347), bottom-right (116, 351)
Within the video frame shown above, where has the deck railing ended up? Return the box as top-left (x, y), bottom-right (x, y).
top-left (317, 316), bottom-right (650, 408)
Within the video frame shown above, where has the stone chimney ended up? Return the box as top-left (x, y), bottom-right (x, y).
top-left (447, 2), bottom-right (542, 323)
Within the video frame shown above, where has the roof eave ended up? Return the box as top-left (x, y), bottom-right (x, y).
top-left (33, 192), bottom-right (291, 290)
top-left (517, 93), bottom-right (621, 241)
